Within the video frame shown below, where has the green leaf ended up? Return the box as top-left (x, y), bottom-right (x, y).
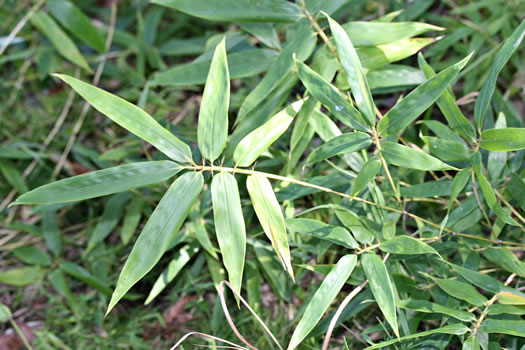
top-left (397, 299), bottom-right (475, 322)
top-left (366, 64), bottom-right (425, 91)
top-left (0, 304), bottom-right (12, 322)
top-left (421, 136), bottom-right (471, 161)
top-left (47, 0), bottom-right (106, 53)
top-left (484, 248), bottom-right (525, 278)
top-left (13, 245), bottom-right (51, 266)
top-left (60, 262), bottom-right (112, 295)
top-left (351, 155), bottom-right (381, 196)
top-left (306, 132), bottom-right (372, 166)
top-left (377, 54), bottom-right (471, 136)
top-left (54, 75), bottom-right (192, 164)
top-left (450, 263), bottom-right (505, 294)
top-left (343, 21), bottom-right (443, 46)
top-left (433, 277), bottom-right (488, 306)
top-left (88, 193), bottom-right (130, 248)
top-left (474, 20), bottom-right (525, 129)
top-left (462, 336), bottom-right (480, 350)
top-left (0, 267), bottom-right (43, 286)
top-left (121, 199), bottom-right (144, 245)
top-left (381, 142), bottom-right (457, 171)
top-left (296, 60), bottom-right (368, 132)
top-left (380, 236), bottom-right (438, 255)
top-left (12, 161), bottom-right (181, 205)
top-left (240, 23), bottom-right (280, 49)
top-left (286, 218), bottom-right (358, 249)
top-left (479, 319), bottom-right (525, 337)
top-left (30, 11), bottom-right (91, 72)
top-left (107, 172), bottom-right (203, 315)
top-left (332, 205), bottom-right (375, 244)
top-left (233, 99), bottom-right (304, 167)
top-left (0, 159), bottom-right (28, 194)
top-left (197, 39), bottom-right (230, 162)
top-left (496, 291), bottom-right (525, 305)
top-left (152, 0), bottom-right (303, 22)
top-left (247, 174), bottom-right (293, 280)
top-left (480, 128), bottom-right (525, 151)
top-left (418, 53), bottom-right (476, 141)
top-left (211, 172), bottom-right (246, 296)
top-left (145, 245), bottom-right (198, 305)
top-left (361, 253), bottom-right (398, 338)
top-left (287, 254), bottom-right (357, 350)
top-left (327, 15), bottom-right (375, 125)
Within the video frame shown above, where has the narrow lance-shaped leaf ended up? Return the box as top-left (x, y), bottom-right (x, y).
top-left (12, 161), bottom-right (181, 206)
top-left (397, 299), bottom-right (475, 322)
top-left (380, 236), bottom-right (439, 256)
top-left (431, 277), bottom-right (488, 306)
top-left (479, 319), bottom-right (525, 337)
top-left (462, 336), bottom-right (480, 350)
top-left (233, 99), bottom-right (304, 167)
top-left (343, 21), bottom-right (444, 46)
top-left (287, 254), bottom-right (357, 350)
top-left (296, 60), bottom-right (368, 132)
top-left (247, 174), bottom-right (294, 280)
top-left (305, 132), bottom-right (372, 166)
top-left (211, 172), bottom-right (246, 296)
top-left (286, 218), bottom-right (359, 249)
top-left (107, 172), bottom-right (203, 315)
top-left (30, 11), bottom-right (91, 72)
top-left (327, 14), bottom-right (376, 125)
top-left (480, 128), bottom-right (525, 151)
top-left (351, 155), bottom-right (381, 196)
top-left (198, 38), bottom-right (230, 162)
top-left (377, 53), bottom-right (471, 136)
top-left (474, 20), bottom-right (525, 129)
top-left (361, 253), bottom-right (399, 338)
top-left (54, 75), bottom-right (193, 164)
top-left (381, 142), bottom-right (457, 171)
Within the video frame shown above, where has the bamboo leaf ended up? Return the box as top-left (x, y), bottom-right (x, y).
top-left (377, 54), bottom-right (471, 136)
top-left (343, 21), bottom-right (443, 46)
top-left (380, 236), bottom-right (438, 255)
top-left (361, 253), bottom-right (398, 338)
top-left (0, 267), bottom-right (43, 286)
top-left (480, 128), bottom-right (525, 151)
top-left (484, 247), bottom-right (525, 278)
top-left (327, 14), bottom-right (376, 125)
top-left (421, 136), bottom-right (471, 161)
top-left (332, 205), bottom-right (375, 244)
top-left (107, 172), bottom-right (203, 314)
top-left (305, 132), bottom-right (372, 166)
top-left (462, 337), bottom-right (480, 350)
top-left (479, 319), bottom-right (525, 337)
top-left (287, 254), bottom-right (357, 350)
top-left (12, 161), bottom-right (181, 205)
top-left (247, 174), bottom-right (293, 280)
top-left (198, 38), bottom-right (230, 162)
top-left (286, 218), bottom-right (359, 249)
top-left (54, 75), bottom-right (193, 164)
top-left (13, 245), bottom-right (51, 266)
top-left (233, 100), bottom-right (304, 167)
top-left (211, 172), bottom-right (246, 296)
top-left (381, 142), bottom-right (457, 171)
top-left (351, 156), bottom-right (381, 196)
top-left (433, 277), bottom-right (488, 306)
top-left (397, 299), bottom-right (475, 322)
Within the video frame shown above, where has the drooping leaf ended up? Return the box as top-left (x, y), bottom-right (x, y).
top-left (151, 0), bottom-right (303, 22)
top-left (107, 172), bottom-right (203, 314)
top-left (287, 254), bottom-right (357, 350)
top-left (351, 155), bottom-right (381, 196)
top-left (286, 218), bottom-right (358, 249)
top-left (233, 99), bottom-right (304, 167)
top-left (480, 128), bottom-right (525, 151)
top-left (361, 253), bottom-right (398, 338)
top-left (377, 54), bottom-right (471, 136)
top-left (305, 132), bottom-right (372, 166)
top-left (247, 174), bottom-right (293, 280)
top-left (474, 20), bottom-right (525, 129)
top-left (197, 38), bottom-right (230, 162)
top-left (380, 236), bottom-right (438, 255)
top-left (479, 319), bottom-right (525, 337)
top-left (397, 299), bottom-right (475, 322)
top-left (12, 161), bottom-right (181, 205)
top-left (381, 142), bottom-right (457, 171)
top-left (211, 172), bottom-right (246, 296)
top-left (54, 75), bottom-right (193, 164)
top-left (343, 21), bottom-right (443, 46)
top-left (433, 277), bottom-right (488, 306)
top-left (484, 248), bottom-right (525, 278)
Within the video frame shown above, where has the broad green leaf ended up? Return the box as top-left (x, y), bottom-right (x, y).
top-left (377, 54), bottom-right (471, 136)
top-left (433, 277), bottom-right (488, 306)
top-left (421, 136), bottom-right (471, 161)
top-left (380, 236), bottom-right (438, 255)
top-left (152, 0), bottom-right (303, 22)
top-left (211, 172), bottom-right (246, 296)
top-left (479, 319), bottom-right (525, 337)
top-left (343, 21), bottom-right (443, 46)
top-left (474, 20), bottom-right (525, 129)
top-left (54, 75), bottom-right (192, 164)
top-left (381, 142), bottom-right (457, 171)
top-left (351, 155), bottom-right (381, 196)
top-left (365, 324), bottom-right (469, 349)
top-left (480, 128), bottom-right (525, 151)
top-left (332, 205), bottom-right (375, 244)
top-left (120, 199), bottom-right (144, 244)
top-left (397, 299), bottom-right (475, 322)
top-left (286, 218), bottom-right (358, 249)
top-left (462, 337), bottom-right (480, 350)
top-left (233, 100), bottom-right (304, 167)
top-left (107, 172), bottom-right (203, 314)
top-left (487, 113), bottom-right (507, 180)
top-left (496, 291), bottom-right (525, 305)
top-left (305, 132), bottom-right (372, 166)
top-left (47, 0), bottom-right (106, 53)
top-left (296, 60), bottom-right (368, 132)
top-left (145, 245), bottom-right (198, 305)
top-left (13, 245), bottom-right (51, 266)
top-left (198, 39), bottom-right (230, 162)
top-left (484, 248), bottom-right (525, 278)
top-left (30, 11), bottom-right (91, 72)
top-left (0, 267), bottom-right (43, 286)
top-left (450, 169), bottom-right (471, 206)
top-left (0, 159), bottom-right (28, 194)
top-left (152, 49), bottom-right (278, 86)
top-left (327, 15), bottom-right (375, 125)
top-left (450, 263), bottom-right (505, 294)
top-left (366, 65), bottom-right (425, 91)
top-left (362, 253), bottom-right (398, 338)
top-left (247, 174), bottom-right (293, 280)
top-left (287, 254), bottom-right (357, 350)
top-left (12, 161), bottom-right (181, 205)
top-left (60, 262), bottom-right (112, 295)
top-left (418, 53), bottom-right (476, 141)
top-left (488, 304), bottom-right (525, 316)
